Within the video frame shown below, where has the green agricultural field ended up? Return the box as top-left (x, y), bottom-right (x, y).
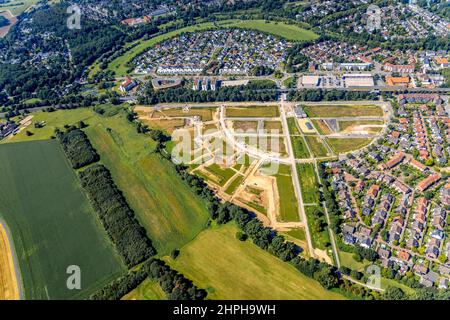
top-left (273, 164), bottom-right (299, 222)
top-left (0, 140), bottom-right (125, 299)
top-left (9, 108), bottom-right (210, 256)
top-left (326, 138), bottom-right (373, 154)
top-left (303, 105), bottom-right (383, 118)
top-left (291, 135), bottom-right (311, 159)
top-left (166, 223), bottom-right (345, 300)
top-left (226, 105), bottom-right (279, 118)
top-left (121, 278), bottom-right (167, 300)
top-left (304, 135), bottom-right (329, 157)
top-left (297, 163), bottom-right (320, 204)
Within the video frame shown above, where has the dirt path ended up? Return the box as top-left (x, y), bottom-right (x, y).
top-left (0, 221), bottom-right (20, 300)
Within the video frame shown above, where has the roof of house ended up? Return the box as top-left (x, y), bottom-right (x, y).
top-left (417, 173), bottom-right (441, 192)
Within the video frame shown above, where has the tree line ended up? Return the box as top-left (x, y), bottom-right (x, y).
top-left (78, 164), bottom-right (156, 267)
top-left (288, 89), bottom-right (379, 102)
top-left (90, 258), bottom-right (207, 300)
top-left (139, 80), bottom-right (279, 104)
top-left (56, 128), bottom-right (100, 169)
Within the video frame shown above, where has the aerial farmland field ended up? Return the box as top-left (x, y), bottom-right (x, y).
top-left (166, 223), bottom-right (345, 300)
top-left (84, 114), bottom-right (211, 256)
top-left (0, 140), bottom-right (125, 299)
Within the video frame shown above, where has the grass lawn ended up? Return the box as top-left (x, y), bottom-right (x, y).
top-left (326, 138), bottom-right (373, 154)
top-left (291, 135), bottom-right (311, 159)
top-left (217, 19), bottom-right (319, 41)
top-left (285, 228), bottom-right (306, 241)
top-left (0, 140), bottom-right (125, 299)
top-left (304, 205), bottom-right (330, 250)
top-left (296, 163), bottom-right (320, 204)
top-left (339, 251), bottom-right (369, 271)
top-left (304, 105), bottom-right (383, 118)
top-left (225, 174), bottom-right (244, 195)
top-left (121, 278), bottom-right (166, 300)
top-left (226, 105), bottom-right (279, 118)
top-left (287, 117), bottom-right (301, 135)
top-left (166, 223), bottom-right (345, 300)
top-left (9, 108), bottom-right (211, 256)
top-left (304, 135), bottom-right (329, 157)
top-left (273, 165), bottom-right (299, 222)
top-left (5, 108), bottom-right (98, 143)
top-left (204, 163), bottom-right (237, 187)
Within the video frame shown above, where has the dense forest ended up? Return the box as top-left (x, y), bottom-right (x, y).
top-left (56, 128), bottom-right (100, 169)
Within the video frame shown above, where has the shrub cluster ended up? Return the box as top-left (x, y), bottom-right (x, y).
top-left (79, 164), bottom-right (156, 267)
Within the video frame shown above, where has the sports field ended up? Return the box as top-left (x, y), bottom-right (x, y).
top-left (303, 105), bottom-right (383, 118)
top-left (166, 223), bottom-right (345, 300)
top-left (0, 140), bottom-right (125, 299)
